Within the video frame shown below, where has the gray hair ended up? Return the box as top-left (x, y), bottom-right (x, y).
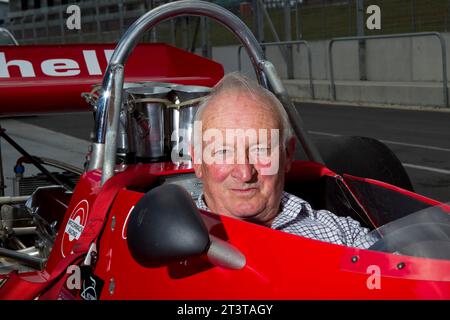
top-left (194, 72), bottom-right (294, 147)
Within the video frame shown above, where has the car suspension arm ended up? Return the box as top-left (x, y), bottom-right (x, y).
top-left (0, 126), bottom-right (73, 192)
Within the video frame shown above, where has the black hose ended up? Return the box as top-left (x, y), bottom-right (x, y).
top-left (0, 247), bottom-right (46, 270)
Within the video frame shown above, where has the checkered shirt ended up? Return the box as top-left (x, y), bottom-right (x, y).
top-left (196, 191), bottom-right (377, 249)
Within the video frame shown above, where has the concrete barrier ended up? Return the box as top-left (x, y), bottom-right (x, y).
top-left (211, 33), bottom-right (450, 108)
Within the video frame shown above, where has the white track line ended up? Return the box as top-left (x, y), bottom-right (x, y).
top-left (402, 163), bottom-right (450, 175)
top-left (308, 130), bottom-right (450, 175)
top-left (309, 130), bottom-right (450, 152)
top-left (376, 139), bottom-right (450, 152)
top-left (309, 131), bottom-right (340, 137)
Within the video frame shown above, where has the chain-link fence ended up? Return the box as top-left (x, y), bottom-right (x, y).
top-left (4, 0), bottom-right (450, 46)
top-left (322, 0), bottom-right (448, 38)
top-left (254, 0), bottom-right (450, 42)
top-left (180, 0), bottom-right (450, 46)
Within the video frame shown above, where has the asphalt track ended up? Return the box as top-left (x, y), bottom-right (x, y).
top-left (9, 102), bottom-right (450, 203)
top-left (297, 102), bottom-right (450, 203)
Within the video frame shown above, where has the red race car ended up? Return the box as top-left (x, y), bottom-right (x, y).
top-left (0, 0), bottom-right (449, 300)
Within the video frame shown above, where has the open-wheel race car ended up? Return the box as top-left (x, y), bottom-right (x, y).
top-left (0, 0), bottom-right (449, 300)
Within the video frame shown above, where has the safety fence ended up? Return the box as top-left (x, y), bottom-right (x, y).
top-left (237, 31), bottom-right (449, 107)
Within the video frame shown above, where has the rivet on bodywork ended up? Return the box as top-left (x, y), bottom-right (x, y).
top-left (351, 256), bottom-right (358, 263)
top-left (397, 262), bottom-right (406, 270)
top-left (109, 278), bottom-right (115, 295)
top-left (111, 216), bottom-right (116, 231)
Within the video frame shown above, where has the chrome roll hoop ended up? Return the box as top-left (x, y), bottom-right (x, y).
top-left (91, 0), bottom-right (323, 185)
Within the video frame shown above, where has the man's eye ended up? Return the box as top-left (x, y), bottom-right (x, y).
top-left (214, 148), bottom-right (231, 155)
top-left (251, 146), bottom-right (270, 154)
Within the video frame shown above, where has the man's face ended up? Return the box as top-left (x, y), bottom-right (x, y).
top-left (192, 90), bottom-right (295, 226)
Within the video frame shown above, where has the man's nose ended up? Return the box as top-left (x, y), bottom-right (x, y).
top-left (231, 163), bottom-right (256, 182)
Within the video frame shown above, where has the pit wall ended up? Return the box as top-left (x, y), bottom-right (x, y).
top-left (209, 32), bottom-right (450, 108)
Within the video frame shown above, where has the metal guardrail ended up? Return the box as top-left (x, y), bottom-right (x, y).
top-left (238, 40), bottom-right (315, 99)
top-left (328, 32), bottom-right (449, 108)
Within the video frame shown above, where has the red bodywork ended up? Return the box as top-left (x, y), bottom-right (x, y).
top-left (0, 44), bottom-right (449, 300)
top-left (1, 161), bottom-right (449, 300)
top-left (0, 43), bottom-right (223, 115)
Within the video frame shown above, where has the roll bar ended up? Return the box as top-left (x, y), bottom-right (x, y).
top-left (0, 28), bottom-right (19, 46)
top-left (91, 0), bottom-right (323, 185)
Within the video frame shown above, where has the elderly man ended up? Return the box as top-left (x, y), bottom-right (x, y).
top-left (191, 73), bottom-right (373, 249)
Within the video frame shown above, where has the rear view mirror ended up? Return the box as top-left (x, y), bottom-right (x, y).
top-left (126, 184), bottom-right (210, 267)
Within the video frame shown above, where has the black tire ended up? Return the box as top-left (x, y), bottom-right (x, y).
top-left (315, 136), bottom-right (414, 192)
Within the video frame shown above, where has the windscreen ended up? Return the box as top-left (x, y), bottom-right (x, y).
top-left (365, 203), bottom-right (450, 261)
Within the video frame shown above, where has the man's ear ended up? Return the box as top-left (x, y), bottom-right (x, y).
top-left (190, 144), bottom-right (203, 179)
top-left (284, 136), bottom-right (296, 172)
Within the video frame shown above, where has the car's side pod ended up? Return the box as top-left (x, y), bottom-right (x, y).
top-left (126, 183), bottom-right (246, 270)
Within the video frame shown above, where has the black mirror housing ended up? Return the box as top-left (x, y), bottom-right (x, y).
top-left (126, 183), bottom-right (210, 267)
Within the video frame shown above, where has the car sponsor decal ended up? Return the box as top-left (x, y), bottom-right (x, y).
top-left (80, 266), bottom-right (104, 301)
top-left (61, 199), bottom-right (89, 258)
top-left (0, 49), bottom-right (114, 79)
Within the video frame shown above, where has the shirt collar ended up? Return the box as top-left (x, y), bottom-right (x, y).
top-left (196, 191), bottom-right (304, 228)
top-left (196, 193), bottom-right (210, 212)
top-left (271, 191), bottom-right (304, 229)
